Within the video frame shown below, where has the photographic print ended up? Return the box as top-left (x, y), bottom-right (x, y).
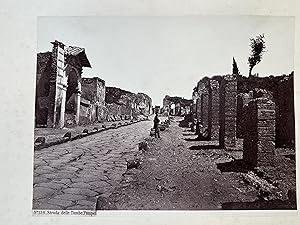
top-left (33, 16), bottom-right (296, 212)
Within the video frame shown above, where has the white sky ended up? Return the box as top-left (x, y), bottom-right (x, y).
top-left (37, 16), bottom-right (295, 106)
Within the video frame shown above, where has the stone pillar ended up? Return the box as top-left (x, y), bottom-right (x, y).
top-left (219, 75), bottom-right (237, 149)
top-left (195, 97), bottom-right (201, 135)
top-left (243, 97), bottom-right (275, 167)
top-left (209, 79), bottom-right (220, 141)
top-left (74, 80), bottom-right (81, 125)
top-left (202, 90), bottom-right (209, 130)
top-left (47, 40), bottom-right (67, 128)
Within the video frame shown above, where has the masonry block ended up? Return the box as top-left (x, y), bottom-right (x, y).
top-left (209, 79), bottom-right (220, 140)
top-left (243, 97), bottom-right (275, 167)
top-left (219, 75), bottom-right (237, 149)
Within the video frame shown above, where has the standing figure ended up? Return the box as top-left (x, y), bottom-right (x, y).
top-left (153, 113), bottom-right (160, 138)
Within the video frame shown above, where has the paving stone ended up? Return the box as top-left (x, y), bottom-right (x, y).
top-left (36, 165), bottom-right (56, 171)
top-left (88, 180), bottom-right (112, 189)
top-left (63, 187), bottom-right (99, 197)
top-left (76, 199), bottom-right (97, 207)
top-left (34, 168), bottom-right (55, 175)
top-left (52, 178), bottom-right (72, 185)
top-left (53, 194), bottom-right (87, 201)
top-left (33, 176), bottom-right (50, 185)
top-left (35, 181), bottom-right (66, 190)
top-left (70, 182), bottom-right (93, 189)
top-left (48, 198), bottom-right (75, 208)
top-left (52, 172), bottom-right (79, 179)
top-left (39, 173), bottom-right (60, 180)
top-left (33, 201), bottom-right (63, 210)
top-left (33, 187), bottom-right (56, 199)
top-left (33, 120), bottom-right (153, 208)
top-left (65, 204), bottom-right (91, 210)
top-left (63, 166), bottom-right (80, 172)
top-left (71, 176), bottom-right (97, 184)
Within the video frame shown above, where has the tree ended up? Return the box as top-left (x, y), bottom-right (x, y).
top-left (248, 34), bottom-right (266, 76)
top-left (232, 57), bottom-right (240, 75)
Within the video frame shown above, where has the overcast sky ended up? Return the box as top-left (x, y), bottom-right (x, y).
top-left (37, 16), bottom-right (294, 106)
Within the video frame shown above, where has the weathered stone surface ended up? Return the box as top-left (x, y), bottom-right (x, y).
top-left (48, 198), bottom-right (75, 208)
top-left (243, 97), bottom-right (276, 167)
top-left (33, 187), bottom-right (56, 199)
top-left (33, 120), bottom-right (153, 210)
top-left (209, 79), bottom-right (220, 141)
top-left (54, 194), bottom-right (86, 201)
top-left (70, 182), bottom-right (93, 189)
top-left (63, 187), bottom-right (99, 197)
top-left (35, 181), bottom-right (66, 190)
top-left (219, 75), bottom-right (237, 149)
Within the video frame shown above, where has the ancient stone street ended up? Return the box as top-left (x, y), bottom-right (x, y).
top-left (33, 120), bottom-right (153, 210)
top-left (105, 118), bottom-right (258, 210)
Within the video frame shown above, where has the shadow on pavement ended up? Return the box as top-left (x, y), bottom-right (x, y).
top-left (189, 145), bottom-right (221, 150)
top-left (216, 159), bottom-right (253, 173)
top-left (221, 199), bottom-right (297, 210)
top-left (184, 137), bottom-right (210, 142)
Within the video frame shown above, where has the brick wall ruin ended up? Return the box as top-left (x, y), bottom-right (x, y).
top-left (237, 73), bottom-right (294, 148)
top-left (193, 72), bottom-right (294, 161)
top-left (219, 75), bottom-right (237, 148)
top-left (243, 97), bottom-right (276, 167)
top-left (209, 79), bottom-right (220, 141)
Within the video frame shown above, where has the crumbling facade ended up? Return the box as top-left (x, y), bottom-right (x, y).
top-left (35, 40), bottom-right (152, 128)
top-left (79, 77), bottom-right (106, 124)
top-left (105, 87), bottom-right (152, 121)
top-left (35, 40), bottom-right (91, 128)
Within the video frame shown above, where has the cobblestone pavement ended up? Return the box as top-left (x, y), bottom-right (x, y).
top-left (33, 120), bottom-right (153, 210)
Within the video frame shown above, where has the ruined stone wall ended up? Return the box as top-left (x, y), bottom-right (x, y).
top-left (81, 77), bottom-right (105, 104)
top-left (198, 80), bottom-right (210, 130)
top-left (105, 87), bottom-right (136, 120)
top-left (81, 77), bottom-right (106, 122)
top-left (237, 73), bottom-right (294, 148)
top-left (243, 97), bottom-right (276, 167)
top-left (136, 93), bottom-right (152, 116)
top-left (219, 75), bottom-right (237, 149)
top-left (209, 79), bottom-right (220, 141)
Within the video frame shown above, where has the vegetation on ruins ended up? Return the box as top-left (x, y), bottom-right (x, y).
top-left (248, 34), bottom-right (266, 76)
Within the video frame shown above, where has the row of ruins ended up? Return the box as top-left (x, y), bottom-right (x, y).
top-left (35, 40), bottom-right (152, 128)
top-left (176, 73), bottom-right (294, 168)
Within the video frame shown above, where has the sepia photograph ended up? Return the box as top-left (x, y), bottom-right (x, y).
top-left (32, 16), bottom-right (296, 211)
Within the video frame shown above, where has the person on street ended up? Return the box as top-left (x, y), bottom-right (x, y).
top-left (153, 113), bottom-right (160, 138)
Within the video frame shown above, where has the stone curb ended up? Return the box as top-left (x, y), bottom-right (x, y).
top-left (34, 119), bottom-right (148, 151)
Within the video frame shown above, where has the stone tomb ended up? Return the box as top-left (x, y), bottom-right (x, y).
top-left (219, 75), bottom-right (237, 149)
top-left (209, 79), bottom-right (220, 141)
top-left (243, 97), bottom-right (276, 167)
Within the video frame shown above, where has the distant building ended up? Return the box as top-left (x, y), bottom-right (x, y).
top-left (162, 95), bottom-right (193, 116)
